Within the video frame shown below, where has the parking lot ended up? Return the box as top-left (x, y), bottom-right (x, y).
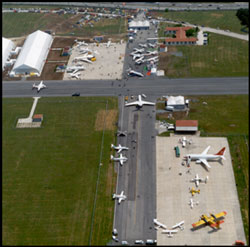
top-left (156, 135), bottom-right (246, 245)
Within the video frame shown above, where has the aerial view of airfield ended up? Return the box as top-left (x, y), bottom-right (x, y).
top-left (2, 1), bottom-right (249, 246)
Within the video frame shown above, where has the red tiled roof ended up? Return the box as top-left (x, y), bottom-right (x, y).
top-left (165, 26), bottom-right (197, 43)
top-left (166, 37), bottom-right (197, 42)
top-left (176, 120), bottom-right (198, 127)
top-left (33, 114), bottom-right (43, 119)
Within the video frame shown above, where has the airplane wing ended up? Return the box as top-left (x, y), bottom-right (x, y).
top-left (192, 219), bottom-right (206, 228)
top-left (120, 159), bottom-right (124, 165)
top-left (118, 197), bottom-right (122, 204)
top-left (125, 101), bottom-right (140, 107)
top-left (117, 148), bottom-right (122, 153)
top-left (141, 100), bottom-right (155, 106)
top-left (121, 191), bottom-right (124, 196)
top-left (202, 146), bottom-right (210, 155)
top-left (199, 159), bottom-right (211, 169)
top-left (214, 211), bottom-right (227, 219)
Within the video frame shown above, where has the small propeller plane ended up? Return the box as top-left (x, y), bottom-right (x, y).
top-left (125, 95), bottom-right (155, 108)
top-left (110, 153), bottom-right (128, 166)
top-left (133, 47), bottom-right (145, 54)
top-left (112, 191), bottom-right (126, 204)
top-left (111, 144), bottom-right (129, 153)
top-left (192, 211), bottom-right (227, 229)
top-left (178, 136), bottom-right (192, 148)
top-left (135, 56), bottom-right (145, 65)
top-left (75, 40), bottom-right (88, 47)
top-left (32, 80), bottom-right (46, 92)
top-left (127, 69), bottom-right (144, 77)
top-left (153, 218), bottom-right (167, 230)
top-left (188, 198), bottom-right (199, 209)
top-left (131, 53), bottom-right (143, 60)
top-left (146, 56), bottom-right (159, 63)
top-left (189, 187), bottom-right (200, 196)
top-left (148, 42), bottom-right (157, 48)
top-left (69, 71), bottom-right (81, 79)
top-left (190, 174), bottom-right (209, 187)
top-left (139, 43), bottom-right (147, 48)
top-left (117, 130), bottom-right (127, 136)
top-left (185, 146), bottom-right (226, 169)
top-left (162, 229), bottom-right (178, 237)
top-left (145, 50), bottom-right (158, 56)
top-left (172, 220), bottom-right (185, 230)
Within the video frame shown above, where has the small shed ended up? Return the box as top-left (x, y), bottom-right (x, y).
top-left (165, 96), bottom-right (186, 110)
top-left (175, 120), bottom-right (198, 132)
top-left (33, 114), bottom-right (43, 122)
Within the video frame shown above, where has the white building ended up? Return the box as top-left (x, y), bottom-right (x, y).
top-left (164, 95), bottom-right (187, 111)
top-left (2, 37), bottom-right (15, 70)
top-left (128, 20), bottom-right (150, 30)
top-left (12, 30), bottom-right (53, 76)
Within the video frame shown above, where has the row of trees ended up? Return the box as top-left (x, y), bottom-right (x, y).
top-left (236, 8), bottom-right (249, 27)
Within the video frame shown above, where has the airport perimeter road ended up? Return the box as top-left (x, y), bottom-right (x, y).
top-left (113, 96), bottom-right (157, 244)
top-left (3, 77), bottom-right (249, 98)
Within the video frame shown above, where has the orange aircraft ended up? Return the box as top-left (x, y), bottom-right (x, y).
top-left (192, 211), bottom-right (227, 229)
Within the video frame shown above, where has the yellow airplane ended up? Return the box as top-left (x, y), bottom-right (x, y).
top-left (192, 211), bottom-right (227, 229)
top-left (189, 187), bottom-right (200, 196)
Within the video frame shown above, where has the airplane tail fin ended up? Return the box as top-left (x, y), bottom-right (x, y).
top-left (111, 144), bottom-right (114, 149)
top-left (211, 220), bottom-right (224, 229)
top-left (215, 147), bottom-right (226, 156)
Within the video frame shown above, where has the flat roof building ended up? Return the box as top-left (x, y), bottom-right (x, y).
top-left (12, 30), bottom-right (53, 76)
top-left (128, 20), bottom-right (150, 30)
top-left (2, 37), bottom-right (15, 70)
top-left (175, 120), bottom-right (198, 132)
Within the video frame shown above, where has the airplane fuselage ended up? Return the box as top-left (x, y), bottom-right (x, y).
top-left (187, 154), bottom-right (222, 161)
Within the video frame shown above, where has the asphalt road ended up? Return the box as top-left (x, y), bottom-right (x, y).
top-left (113, 95), bottom-right (157, 244)
top-left (3, 77), bottom-right (249, 98)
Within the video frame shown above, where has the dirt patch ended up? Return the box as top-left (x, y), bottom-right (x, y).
top-left (211, 13), bottom-right (223, 18)
top-left (191, 62), bottom-right (206, 68)
top-left (157, 111), bottom-right (188, 121)
top-left (95, 109), bottom-right (118, 131)
top-left (52, 37), bottom-right (75, 48)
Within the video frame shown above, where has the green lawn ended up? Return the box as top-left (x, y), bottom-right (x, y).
top-left (156, 95), bottom-right (249, 243)
top-left (158, 33), bottom-right (249, 78)
top-left (3, 97), bottom-right (118, 245)
top-left (158, 10), bottom-right (247, 34)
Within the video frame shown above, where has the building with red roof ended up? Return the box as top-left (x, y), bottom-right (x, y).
top-left (175, 120), bottom-right (198, 132)
top-left (165, 26), bottom-right (198, 45)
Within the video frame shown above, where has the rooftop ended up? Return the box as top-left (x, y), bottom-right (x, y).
top-left (176, 120), bottom-right (198, 127)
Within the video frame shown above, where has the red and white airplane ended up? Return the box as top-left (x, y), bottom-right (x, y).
top-left (32, 80), bottom-right (46, 92)
top-left (185, 146), bottom-right (226, 169)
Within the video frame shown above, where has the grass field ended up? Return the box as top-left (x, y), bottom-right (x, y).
top-left (158, 33), bottom-right (249, 78)
top-left (3, 97), bottom-right (118, 245)
top-left (155, 10), bottom-right (248, 34)
top-left (156, 95), bottom-right (249, 243)
top-left (2, 12), bottom-right (127, 38)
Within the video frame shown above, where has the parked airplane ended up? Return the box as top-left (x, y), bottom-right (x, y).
top-left (146, 56), bottom-right (159, 63)
top-left (131, 53), bottom-right (143, 60)
top-left (32, 80), bottom-right (46, 92)
top-left (179, 136), bottom-right (192, 148)
top-left (111, 144), bottom-right (129, 153)
top-left (110, 153), bottom-right (128, 165)
top-left (75, 40), bottom-right (88, 47)
top-left (148, 42), bottom-right (157, 48)
top-left (125, 95), bottom-right (155, 108)
top-left (188, 198), bottom-right (199, 209)
top-left (112, 191), bottom-right (126, 204)
top-left (117, 130), bottom-right (127, 136)
top-left (69, 71), bottom-right (81, 79)
top-left (127, 69), bottom-right (144, 77)
top-left (66, 66), bottom-right (85, 73)
top-left (135, 56), bottom-right (145, 65)
top-left (172, 220), bottom-right (185, 230)
top-left (161, 229), bottom-right (178, 237)
top-left (153, 219), bottom-right (167, 230)
top-left (192, 211), bottom-right (227, 229)
top-left (133, 48), bottom-right (145, 53)
top-left (145, 50), bottom-right (158, 56)
top-left (139, 43), bottom-right (147, 48)
top-left (185, 146), bottom-right (226, 169)
top-left (74, 56), bottom-right (93, 64)
top-left (79, 47), bottom-right (92, 54)
top-left (189, 187), bottom-right (200, 196)
top-left (190, 174), bottom-right (209, 187)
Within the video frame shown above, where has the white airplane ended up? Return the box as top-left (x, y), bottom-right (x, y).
top-left (69, 72), bottom-right (81, 79)
top-left (146, 56), bottom-right (159, 63)
top-left (145, 50), bottom-right (158, 56)
top-left (148, 42), bottom-right (157, 48)
top-left (135, 56), bottom-right (145, 65)
top-left (125, 95), bottom-right (155, 108)
top-left (162, 229), bottom-right (178, 237)
top-left (75, 40), bottom-right (88, 47)
top-left (66, 66), bottom-right (85, 73)
top-left (133, 48), bottom-right (145, 53)
top-left (179, 136), bottom-right (192, 148)
top-left (106, 40), bottom-right (111, 48)
top-left (111, 144), bottom-right (129, 153)
top-left (127, 69), bottom-right (144, 77)
top-left (190, 174), bottom-right (209, 187)
top-left (153, 219), bottom-right (167, 230)
top-left (32, 80), bottom-right (46, 92)
top-left (110, 153), bottom-right (128, 166)
top-left (185, 146), bottom-right (226, 169)
top-left (74, 56), bottom-right (93, 64)
top-left (139, 43), bottom-right (147, 48)
top-left (79, 47), bottom-right (92, 54)
top-left (188, 198), bottom-right (199, 209)
top-left (112, 191), bottom-right (126, 204)
top-left (117, 130), bottom-right (127, 136)
top-left (172, 221), bottom-right (185, 230)
top-left (131, 53), bottom-right (143, 60)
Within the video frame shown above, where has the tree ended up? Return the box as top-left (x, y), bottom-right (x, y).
top-left (165, 8), bottom-right (168, 12)
top-left (186, 29), bottom-right (195, 37)
top-left (236, 8), bottom-right (249, 27)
